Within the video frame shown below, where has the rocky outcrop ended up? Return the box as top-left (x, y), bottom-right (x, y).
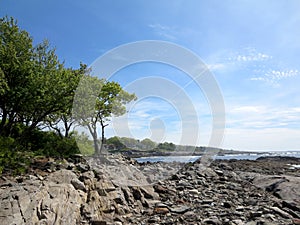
top-left (0, 155), bottom-right (299, 224)
top-left (0, 156), bottom-right (159, 225)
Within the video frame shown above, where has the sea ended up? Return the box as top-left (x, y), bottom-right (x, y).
top-left (135, 151), bottom-right (300, 163)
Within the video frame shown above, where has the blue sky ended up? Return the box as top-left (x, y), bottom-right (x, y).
top-left (1, 0), bottom-right (300, 151)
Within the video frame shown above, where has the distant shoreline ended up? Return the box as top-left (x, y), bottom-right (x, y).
top-left (133, 151), bottom-right (300, 163)
top-left (122, 149), bottom-right (300, 158)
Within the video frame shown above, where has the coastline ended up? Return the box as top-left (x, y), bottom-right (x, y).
top-left (1, 154), bottom-right (300, 224)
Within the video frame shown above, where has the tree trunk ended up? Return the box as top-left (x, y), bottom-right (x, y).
top-left (93, 135), bottom-right (100, 155)
top-left (86, 123), bottom-right (100, 155)
top-left (99, 119), bottom-right (108, 154)
top-left (100, 123), bottom-right (105, 153)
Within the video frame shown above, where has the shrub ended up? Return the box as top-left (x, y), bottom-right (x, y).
top-left (0, 136), bottom-right (32, 175)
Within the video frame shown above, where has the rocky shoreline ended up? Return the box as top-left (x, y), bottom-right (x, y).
top-left (0, 155), bottom-right (299, 225)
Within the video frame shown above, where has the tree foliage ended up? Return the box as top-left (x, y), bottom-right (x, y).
top-left (0, 16), bottom-right (137, 174)
top-left (157, 142), bottom-right (176, 151)
top-left (0, 17), bottom-right (81, 137)
top-left (73, 75), bottom-right (137, 154)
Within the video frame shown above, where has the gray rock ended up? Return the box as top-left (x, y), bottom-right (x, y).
top-left (71, 178), bottom-right (87, 192)
top-left (169, 205), bottom-right (190, 214)
top-left (269, 206), bottom-right (292, 218)
top-left (202, 218), bottom-right (222, 225)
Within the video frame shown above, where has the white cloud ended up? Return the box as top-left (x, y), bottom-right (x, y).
top-left (207, 63), bottom-right (227, 72)
top-left (231, 106), bottom-right (262, 113)
top-left (207, 47), bottom-right (299, 87)
top-left (205, 47), bottom-right (273, 75)
top-left (228, 104), bottom-right (300, 129)
top-left (222, 104), bottom-right (300, 150)
top-left (251, 69), bottom-right (300, 87)
top-left (235, 52), bottom-right (272, 62)
top-left (229, 48), bottom-right (272, 62)
top-left (148, 23), bottom-right (177, 40)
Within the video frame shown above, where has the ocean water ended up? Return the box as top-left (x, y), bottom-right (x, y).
top-left (135, 151), bottom-right (300, 163)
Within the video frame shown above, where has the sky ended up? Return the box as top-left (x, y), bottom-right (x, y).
top-left (1, 0), bottom-right (300, 151)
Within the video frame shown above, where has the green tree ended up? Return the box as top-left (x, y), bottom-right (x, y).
top-left (106, 136), bottom-right (126, 150)
top-left (73, 76), bottom-right (136, 154)
top-left (0, 17), bottom-right (79, 139)
top-left (97, 81), bottom-right (136, 152)
top-left (73, 74), bottom-right (104, 154)
top-left (141, 138), bottom-right (156, 150)
top-left (119, 137), bottom-right (140, 149)
top-left (157, 142), bottom-right (176, 151)
top-left (44, 64), bottom-right (84, 138)
top-left (0, 16), bottom-right (34, 136)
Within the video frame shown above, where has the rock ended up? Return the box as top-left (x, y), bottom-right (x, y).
top-left (252, 174), bottom-right (300, 203)
top-left (140, 186), bottom-right (159, 199)
top-left (81, 171), bottom-right (95, 180)
top-left (270, 206), bottom-right (292, 218)
top-left (76, 163), bottom-right (90, 172)
top-left (153, 184), bottom-right (168, 193)
top-left (148, 215), bottom-right (161, 223)
top-left (223, 201), bottom-right (232, 208)
top-left (202, 218), bottom-right (222, 225)
top-left (169, 205), bottom-right (190, 214)
top-left (71, 178), bottom-right (87, 192)
top-left (132, 187), bottom-right (142, 200)
top-left (245, 221), bottom-right (256, 225)
top-left (293, 218), bottom-right (300, 225)
top-left (214, 169), bottom-right (224, 176)
top-left (95, 180), bottom-right (116, 196)
top-left (91, 220), bottom-right (107, 225)
top-left (188, 189), bottom-right (199, 195)
top-left (232, 219), bottom-right (244, 225)
top-left (202, 199), bottom-right (214, 204)
top-left (47, 169), bottom-right (77, 184)
top-left (153, 206), bottom-right (169, 214)
top-left (1, 154), bottom-right (299, 225)
top-left (282, 200), bottom-right (300, 212)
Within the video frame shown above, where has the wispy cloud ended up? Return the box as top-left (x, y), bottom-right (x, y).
top-left (234, 53), bottom-right (272, 62)
top-left (251, 69), bottom-right (300, 87)
top-left (207, 47), bottom-right (299, 87)
top-left (228, 105), bottom-right (300, 129)
top-left (148, 23), bottom-right (177, 40)
top-left (207, 63), bottom-right (228, 72)
top-left (228, 47), bottom-right (272, 62)
top-left (206, 47), bottom-right (273, 73)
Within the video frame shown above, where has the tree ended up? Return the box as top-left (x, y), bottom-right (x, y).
top-left (119, 137), bottom-right (140, 149)
top-left (73, 74), bottom-right (104, 153)
top-left (0, 16), bottom-right (79, 139)
top-left (73, 75), bottom-right (136, 154)
top-left (141, 138), bottom-right (156, 150)
top-left (157, 142), bottom-right (176, 151)
top-left (96, 81), bottom-right (137, 152)
top-left (106, 136), bottom-right (126, 150)
top-left (44, 64), bottom-right (84, 138)
top-left (0, 16), bottom-right (34, 136)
